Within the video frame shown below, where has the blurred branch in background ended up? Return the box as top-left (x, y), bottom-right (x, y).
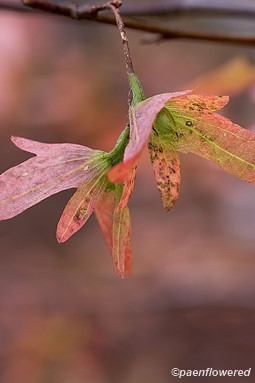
top-left (122, 0), bottom-right (255, 19)
top-left (0, 1), bottom-right (33, 13)
top-left (1, 0), bottom-right (255, 45)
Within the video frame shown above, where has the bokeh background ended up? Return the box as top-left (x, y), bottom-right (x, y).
top-left (1, 1), bottom-right (255, 382)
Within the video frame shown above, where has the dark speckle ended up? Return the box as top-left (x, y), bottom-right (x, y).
top-left (152, 127), bottom-right (158, 136)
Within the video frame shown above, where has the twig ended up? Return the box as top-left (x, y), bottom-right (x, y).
top-left (107, 3), bottom-right (134, 76)
top-left (6, 0), bottom-right (255, 18)
top-left (1, 1), bottom-right (255, 46)
top-left (0, 1), bottom-right (36, 13)
top-left (106, 1), bottom-right (136, 106)
top-left (21, 0), bottom-right (106, 19)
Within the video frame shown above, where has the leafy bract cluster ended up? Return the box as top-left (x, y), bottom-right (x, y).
top-left (0, 129), bottom-right (132, 278)
top-left (110, 90), bottom-right (255, 215)
top-left (1, 75), bottom-right (255, 277)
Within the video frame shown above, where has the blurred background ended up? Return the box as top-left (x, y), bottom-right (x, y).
top-left (1, 1), bottom-right (255, 382)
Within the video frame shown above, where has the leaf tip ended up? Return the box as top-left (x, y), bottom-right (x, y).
top-left (10, 135), bottom-right (19, 145)
top-left (56, 223), bottom-right (70, 244)
top-left (56, 232), bottom-right (66, 244)
top-left (117, 269), bottom-right (125, 279)
top-left (164, 204), bottom-right (175, 213)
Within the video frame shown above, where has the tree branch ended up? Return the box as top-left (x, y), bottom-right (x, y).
top-left (1, 1), bottom-right (255, 46)
top-left (0, 1), bottom-right (36, 13)
top-left (121, 0), bottom-right (255, 19)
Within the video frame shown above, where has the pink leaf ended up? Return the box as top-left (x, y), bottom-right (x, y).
top-left (0, 136), bottom-right (107, 220)
top-left (108, 90), bottom-right (191, 183)
top-left (1, 135), bottom-right (133, 277)
top-left (11, 135), bottom-right (94, 156)
top-left (57, 178), bottom-right (107, 243)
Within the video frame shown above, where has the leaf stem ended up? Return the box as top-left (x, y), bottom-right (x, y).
top-left (108, 126), bottom-right (130, 166)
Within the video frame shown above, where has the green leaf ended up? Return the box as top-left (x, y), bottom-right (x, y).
top-left (164, 95), bottom-right (255, 185)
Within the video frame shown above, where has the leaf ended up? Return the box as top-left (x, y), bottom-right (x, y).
top-left (108, 90), bottom-right (191, 183)
top-left (113, 91), bottom-right (255, 187)
top-left (123, 226), bottom-right (132, 276)
top-left (112, 201), bottom-right (131, 278)
top-left (0, 136), bottom-right (108, 220)
top-left (188, 56), bottom-right (255, 96)
top-left (117, 164), bottom-right (137, 212)
top-left (57, 177), bottom-right (107, 243)
top-left (165, 95), bottom-right (255, 185)
top-left (148, 134), bottom-right (180, 211)
top-left (0, 134), bottom-right (133, 278)
top-left (95, 189), bottom-right (132, 278)
top-left (11, 135), bottom-right (95, 157)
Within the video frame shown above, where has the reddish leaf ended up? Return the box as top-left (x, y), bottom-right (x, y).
top-left (95, 190), bottom-right (132, 278)
top-left (117, 165), bottom-right (137, 212)
top-left (57, 177), bottom-right (107, 243)
top-left (95, 191), bottom-right (115, 251)
top-left (148, 135), bottom-right (180, 211)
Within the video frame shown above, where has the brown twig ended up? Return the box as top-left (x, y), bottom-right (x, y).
top-left (1, 1), bottom-right (255, 46)
top-left (6, 0), bottom-right (255, 18)
top-left (0, 1), bottom-right (35, 13)
top-left (21, 0), bottom-right (107, 19)
top-left (106, 1), bottom-right (136, 106)
top-left (107, 3), bottom-right (134, 76)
